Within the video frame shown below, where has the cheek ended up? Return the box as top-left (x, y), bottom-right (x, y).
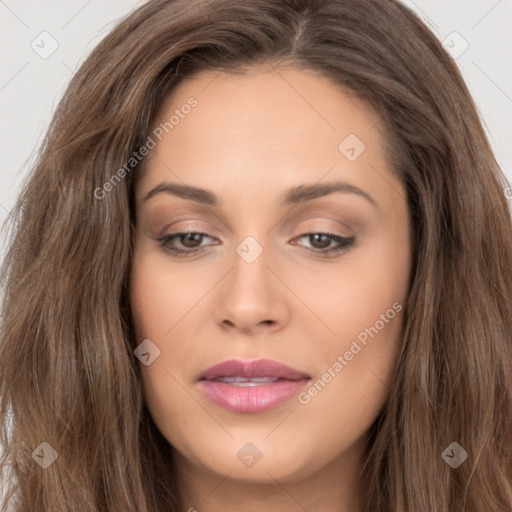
top-left (292, 290), bottom-right (405, 463)
top-left (129, 249), bottom-right (210, 340)
top-left (288, 227), bottom-right (409, 414)
top-left (129, 252), bottom-right (204, 444)
top-left (290, 227), bottom-right (409, 354)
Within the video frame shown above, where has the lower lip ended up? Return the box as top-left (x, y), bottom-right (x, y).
top-left (199, 379), bottom-right (310, 413)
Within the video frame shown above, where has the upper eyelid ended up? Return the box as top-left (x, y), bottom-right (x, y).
top-left (163, 217), bottom-right (353, 236)
top-left (148, 206), bottom-right (361, 234)
top-left (164, 227), bottom-right (349, 237)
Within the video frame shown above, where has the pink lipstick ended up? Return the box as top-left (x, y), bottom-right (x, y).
top-left (198, 358), bottom-right (311, 413)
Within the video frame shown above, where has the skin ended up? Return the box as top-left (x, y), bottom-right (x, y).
top-left (130, 64), bottom-right (412, 512)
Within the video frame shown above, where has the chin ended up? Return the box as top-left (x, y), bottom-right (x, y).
top-left (172, 430), bottom-right (325, 484)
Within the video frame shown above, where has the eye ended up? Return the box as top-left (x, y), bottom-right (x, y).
top-left (291, 232), bottom-right (355, 257)
top-left (155, 230), bottom-right (355, 258)
top-left (155, 231), bottom-right (216, 257)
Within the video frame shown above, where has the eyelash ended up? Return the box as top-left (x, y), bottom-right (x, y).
top-left (155, 231), bottom-right (355, 258)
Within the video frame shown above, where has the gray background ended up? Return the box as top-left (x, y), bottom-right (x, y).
top-left (1, 0), bottom-right (511, 247)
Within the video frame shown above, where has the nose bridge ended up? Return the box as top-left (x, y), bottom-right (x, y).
top-left (215, 231), bottom-right (287, 332)
top-left (230, 233), bottom-right (271, 302)
top-left (235, 234), bottom-right (266, 267)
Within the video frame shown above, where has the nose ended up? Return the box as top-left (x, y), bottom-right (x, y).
top-left (214, 243), bottom-right (290, 336)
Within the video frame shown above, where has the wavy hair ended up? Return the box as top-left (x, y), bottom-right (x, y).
top-left (1, 0), bottom-right (511, 510)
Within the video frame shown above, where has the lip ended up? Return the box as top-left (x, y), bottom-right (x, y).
top-left (198, 358), bottom-right (311, 413)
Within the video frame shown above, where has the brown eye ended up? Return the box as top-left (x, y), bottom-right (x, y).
top-left (309, 233), bottom-right (332, 249)
top-left (155, 231), bottom-right (217, 256)
top-left (180, 233), bottom-right (204, 248)
top-left (292, 232), bottom-right (356, 257)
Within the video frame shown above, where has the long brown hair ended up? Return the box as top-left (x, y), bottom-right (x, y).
top-left (1, 0), bottom-right (511, 510)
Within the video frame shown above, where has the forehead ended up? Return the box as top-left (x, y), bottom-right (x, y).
top-left (136, 65), bottom-right (396, 211)
top-left (152, 65), bottom-right (382, 146)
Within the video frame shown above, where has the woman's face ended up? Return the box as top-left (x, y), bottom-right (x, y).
top-left (130, 65), bottom-right (411, 493)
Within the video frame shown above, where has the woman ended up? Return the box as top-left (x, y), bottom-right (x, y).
top-left (1, 0), bottom-right (511, 511)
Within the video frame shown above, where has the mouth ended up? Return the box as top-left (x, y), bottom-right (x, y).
top-left (208, 376), bottom-right (290, 386)
top-left (198, 358), bottom-right (311, 413)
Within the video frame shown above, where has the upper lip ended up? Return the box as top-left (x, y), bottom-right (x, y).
top-left (198, 358), bottom-right (311, 381)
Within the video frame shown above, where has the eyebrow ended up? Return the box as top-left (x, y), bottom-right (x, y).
top-left (142, 180), bottom-right (377, 208)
